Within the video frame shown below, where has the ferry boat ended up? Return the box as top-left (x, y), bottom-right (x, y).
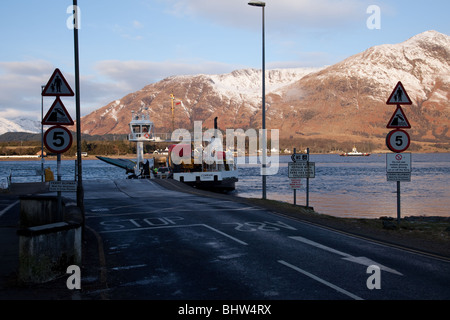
top-left (97, 107), bottom-right (238, 191)
top-left (340, 146), bottom-right (370, 157)
top-left (168, 117), bottom-right (238, 192)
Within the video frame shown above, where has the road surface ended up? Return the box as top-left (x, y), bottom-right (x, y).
top-left (73, 179), bottom-right (450, 300)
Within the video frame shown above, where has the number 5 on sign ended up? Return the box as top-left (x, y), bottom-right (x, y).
top-left (44, 126), bottom-right (73, 154)
top-left (386, 129), bottom-right (410, 153)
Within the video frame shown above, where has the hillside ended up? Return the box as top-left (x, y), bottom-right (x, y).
top-left (75, 31), bottom-right (450, 152)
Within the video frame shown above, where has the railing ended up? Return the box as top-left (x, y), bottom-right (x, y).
top-left (8, 168), bottom-right (44, 186)
top-left (128, 132), bottom-right (173, 142)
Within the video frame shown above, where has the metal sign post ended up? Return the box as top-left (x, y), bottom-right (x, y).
top-left (288, 148), bottom-right (314, 208)
top-left (397, 181), bottom-right (401, 226)
top-left (42, 66), bottom-right (76, 222)
top-left (385, 81), bottom-right (413, 227)
top-left (293, 148), bottom-right (297, 205)
top-left (57, 153), bottom-right (62, 218)
top-left (306, 148), bottom-right (310, 208)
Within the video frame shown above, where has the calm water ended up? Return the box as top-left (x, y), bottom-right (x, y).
top-left (1, 153), bottom-right (449, 219)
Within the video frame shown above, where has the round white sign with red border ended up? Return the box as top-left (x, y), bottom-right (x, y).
top-left (44, 125), bottom-right (73, 154)
top-left (386, 129), bottom-right (410, 153)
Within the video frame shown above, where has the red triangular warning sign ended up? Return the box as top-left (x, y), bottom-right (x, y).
top-left (42, 97), bottom-right (74, 125)
top-left (42, 68), bottom-right (74, 97)
top-left (386, 81), bottom-right (412, 105)
top-left (386, 105), bottom-right (411, 129)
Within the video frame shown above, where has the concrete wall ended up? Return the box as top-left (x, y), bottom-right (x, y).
top-left (19, 195), bottom-right (64, 228)
top-left (17, 195), bottom-right (82, 284)
top-left (17, 222), bottom-right (82, 284)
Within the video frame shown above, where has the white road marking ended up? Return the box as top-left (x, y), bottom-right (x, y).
top-left (0, 200), bottom-right (19, 217)
top-left (111, 264), bottom-right (147, 271)
top-left (202, 224), bottom-right (248, 246)
top-left (278, 260), bottom-right (364, 300)
top-left (100, 223), bottom-right (248, 246)
top-left (290, 236), bottom-right (403, 276)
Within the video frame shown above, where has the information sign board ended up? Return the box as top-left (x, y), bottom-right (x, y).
top-left (288, 162), bottom-right (315, 179)
top-left (49, 181), bottom-right (78, 192)
top-left (387, 172), bottom-right (411, 182)
top-left (289, 178), bottom-right (302, 190)
top-left (386, 153), bottom-right (411, 173)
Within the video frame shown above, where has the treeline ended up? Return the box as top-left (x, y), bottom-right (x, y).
top-left (0, 133), bottom-right (430, 156)
top-left (0, 132), bottom-right (129, 143)
top-left (65, 140), bottom-right (172, 156)
top-left (281, 138), bottom-right (380, 154)
top-left (0, 139), bottom-right (172, 156)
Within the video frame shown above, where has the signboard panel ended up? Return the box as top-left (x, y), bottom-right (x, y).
top-left (288, 162), bottom-right (315, 179)
top-left (387, 172), bottom-right (411, 182)
top-left (386, 153), bottom-right (411, 173)
top-left (386, 106), bottom-right (411, 129)
top-left (386, 129), bottom-right (410, 153)
top-left (386, 81), bottom-right (412, 105)
top-left (42, 68), bottom-right (74, 97)
top-left (49, 181), bottom-right (77, 192)
top-left (289, 178), bottom-right (302, 190)
top-left (42, 97), bottom-right (74, 125)
top-left (44, 126), bottom-right (73, 154)
top-left (291, 154), bottom-right (309, 162)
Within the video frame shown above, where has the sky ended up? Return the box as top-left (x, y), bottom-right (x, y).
top-left (0, 0), bottom-right (449, 121)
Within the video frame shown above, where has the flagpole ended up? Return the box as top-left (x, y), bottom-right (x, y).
top-left (170, 93), bottom-right (175, 132)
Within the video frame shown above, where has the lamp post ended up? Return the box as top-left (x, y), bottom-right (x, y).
top-left (73, 0), bottom-right (84, 224)
top-left (248, 1), bottom-right (266, 200)
top-left (41, 85), bottom-right (45, 182)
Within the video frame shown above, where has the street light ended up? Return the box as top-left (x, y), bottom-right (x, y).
top-left (41, 85), bottom-right (45, 182)
top-left (248, 1), bottom-right (267, 200)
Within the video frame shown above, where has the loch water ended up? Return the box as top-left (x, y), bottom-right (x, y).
top-left (1, 153), bottom-right (449, 219)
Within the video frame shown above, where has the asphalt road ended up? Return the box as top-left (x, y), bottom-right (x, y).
top-left (71, 179), bottom-right (450, 301)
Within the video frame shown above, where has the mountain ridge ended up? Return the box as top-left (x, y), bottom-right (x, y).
top-left (0, 117), bottom-right (42, 135)
top-left (3, 30), bottom-right (449, 152)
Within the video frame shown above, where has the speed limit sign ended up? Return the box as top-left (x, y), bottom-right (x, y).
top-left (386, 129), bottom-right (410, 153)
top-left (44, 125), bottom-right (73, 154)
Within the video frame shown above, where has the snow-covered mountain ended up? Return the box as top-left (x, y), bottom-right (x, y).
top-left (0, 117), bottom-right (42, 135)
top-left (80, 67), bottom-right (323, 135)
top-left (76, 30), bottom-right (450, 150)
top-left (268, 30), bottom-right (450, 142)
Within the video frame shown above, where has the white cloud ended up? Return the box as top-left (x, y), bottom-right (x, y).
top-left (164, 0), bottom-right (371, 30)
top-left (94, 59), bottom-right (243, 90)
top-left (133, 20), bottom-right (144, 29)
top-left (0, 60), bottom-right (118, 120)
top-left (0, 60), bottom-right (55, 120)
top-left (0, 58), bottom-right (244, 120)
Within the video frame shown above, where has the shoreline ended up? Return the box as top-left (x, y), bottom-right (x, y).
top-left (0, 151), bottom-right (448, 162)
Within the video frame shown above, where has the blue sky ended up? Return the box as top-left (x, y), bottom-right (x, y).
top-left (0, 0), bottom-right (448, 120)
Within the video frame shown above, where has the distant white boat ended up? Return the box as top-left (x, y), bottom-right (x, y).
top-left (340, 146), bottom-right (370, 157)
